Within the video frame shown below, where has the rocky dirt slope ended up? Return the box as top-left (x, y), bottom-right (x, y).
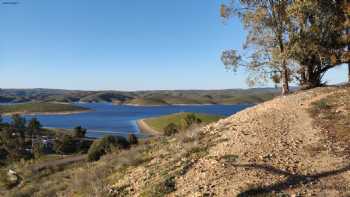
top-left (110, 86), bottom-right (350, 197)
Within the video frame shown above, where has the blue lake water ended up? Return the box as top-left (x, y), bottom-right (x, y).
top-left (3, 103), bottom-right (252, 138)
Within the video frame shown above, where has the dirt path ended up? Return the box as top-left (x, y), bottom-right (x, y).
top-left (173, 87), bottom-right (350, 196)
top-left (30, 155), bottom-right (87, 172)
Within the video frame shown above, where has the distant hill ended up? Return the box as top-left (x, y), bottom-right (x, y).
top-left (0, 102), bottom-right (89, 115)
top-left (0, 88), bottom-right (281, 105)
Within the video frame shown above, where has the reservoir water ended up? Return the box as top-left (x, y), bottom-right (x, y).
top-left (3, 103), bottom-right (252, 138)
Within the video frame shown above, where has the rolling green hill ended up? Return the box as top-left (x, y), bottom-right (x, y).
top-left (0, 88), bottom-right (281, 105)
top-left (0, 102), bottom-right (89, 114)
top-left (127, 98), bottom-right (170, 106)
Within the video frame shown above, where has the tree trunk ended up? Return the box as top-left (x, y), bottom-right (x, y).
top-left (299, 64), bottom-right (323, 89)
top-left (281, 66), bottom-right (289, 95)
top-left (346, 0), bottom-right (350, 83)
top-left (348, 63), bottom-right (350, 83)
top-left (300, 66), bottom-right (306, 85)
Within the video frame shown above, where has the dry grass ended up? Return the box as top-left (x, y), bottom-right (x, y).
top-left (0, 122), bottom-right (213, 196)
top-left (309, 87), bottom-right (350, 156)
top-left (0, 140), bottom-right (154, 196)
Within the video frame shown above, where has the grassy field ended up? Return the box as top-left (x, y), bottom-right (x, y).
top-left (0, 102), bottom-right (89, 114)
top-left (143, 112), bottom-right (224, 133)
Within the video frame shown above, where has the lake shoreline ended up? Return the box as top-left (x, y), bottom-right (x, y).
top-left (1, 103), bottom-right (248, 139)
top-left (1, 109), bottom-right (92, 116)
top-left (136, 119), bottom-right (161, 136)
top-left (124, 103), bottom-right (216, 107)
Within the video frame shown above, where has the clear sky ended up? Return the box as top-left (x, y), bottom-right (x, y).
top-left (0, 0), bottom-right (347, 91)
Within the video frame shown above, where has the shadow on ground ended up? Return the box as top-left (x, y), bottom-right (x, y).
top-left (233, 163), bottom-right (350, 196)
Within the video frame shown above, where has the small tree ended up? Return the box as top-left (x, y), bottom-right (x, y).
top-left (0, 114), bottom-right (28, 160)
top-left (73, 126), bottom-right (87, 139)
top-left (164, 123), bottom-right (179, 136)
top-left (27, 118), bottom-right (41, 135)
top-left (127, 133), bottom-right (138, 145)
top-left (27, 118), bottom-right (42, 150)
top-left (0, 126), bottom-right (27, 161)
top-left (10, 114), bottom-right (26, 139)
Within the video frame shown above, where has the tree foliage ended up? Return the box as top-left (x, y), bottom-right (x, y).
top-left (0, 115), bottom-right (27, 160)
top-left (221, 0), bottom-right (350, 91)
top-left (27, 117), bottom-right (41, 137)
top-left (127, 133), bottom-right (138, 145)
top-left (288, 0), bottom-right (348, 88)
top-left (73, 126), bottom-right (87, 138)
top-left (181, 113), bottom-right (202, 129)
top-left (164, 123), bottom-right (179, 136)
top-left (221, 0), bottom-right (293, 94)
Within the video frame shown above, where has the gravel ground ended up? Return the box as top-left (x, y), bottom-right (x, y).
top-left (110, 86), bottom-right (350, 197)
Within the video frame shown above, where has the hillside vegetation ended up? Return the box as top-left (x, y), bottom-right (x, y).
top-left (142, 112), bottom-right (223, 133)
top-left (2, 86), bottom-right (349, 196)
top-left (0, 102), bottom-right (89, 115)
top-left (0, 88), bottom-right (279, 105)
top-left (127, 98), bottom-right (169, 106)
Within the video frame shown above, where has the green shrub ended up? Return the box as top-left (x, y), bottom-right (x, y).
top-left (88, 135), bottom-right (130, 161)
top-left (127, 133), bottom-right (138, 145)
top-left (164, 123), bottom-right (179, 136)
top-left (141, 176), bottom-right (176, 197)
top-left (76, 139), bottom-right (93, 153)
top-left (180, 113), bottom-right (202, 130)
top-left (73, 126), bottom-right (87, 138)
top-left (314, 99), bottom-right (330, 111)
top-left (185, 113), bottom-right (202, 125)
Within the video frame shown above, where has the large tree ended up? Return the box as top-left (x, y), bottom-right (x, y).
top-left (342, 0), bottom-right (350, 83)
top-left (288, 0), bottom-right (348, 88)
top-left (221, 0), bottom-right (293, 95)
top-left (222, 0), bottom-right (349, 91)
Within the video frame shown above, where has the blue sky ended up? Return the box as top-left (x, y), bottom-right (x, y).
top-left (0, 0), bottom-right (347, 91)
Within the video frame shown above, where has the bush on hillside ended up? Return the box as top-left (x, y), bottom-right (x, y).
top-left (73, 126), bottom-right (87, 138)
top-left (184, 113), bottom-right (202, 126)
top-left (179, 113), bottom-right (202, 130)
top-left (127, 133), bottom-right (138, 145)
top-left (313, 99), bottom-right (331, 111)
top-left (164, 123), bottom-right (179, 136)
top-left (88, 135), bottom-right (130, 161)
